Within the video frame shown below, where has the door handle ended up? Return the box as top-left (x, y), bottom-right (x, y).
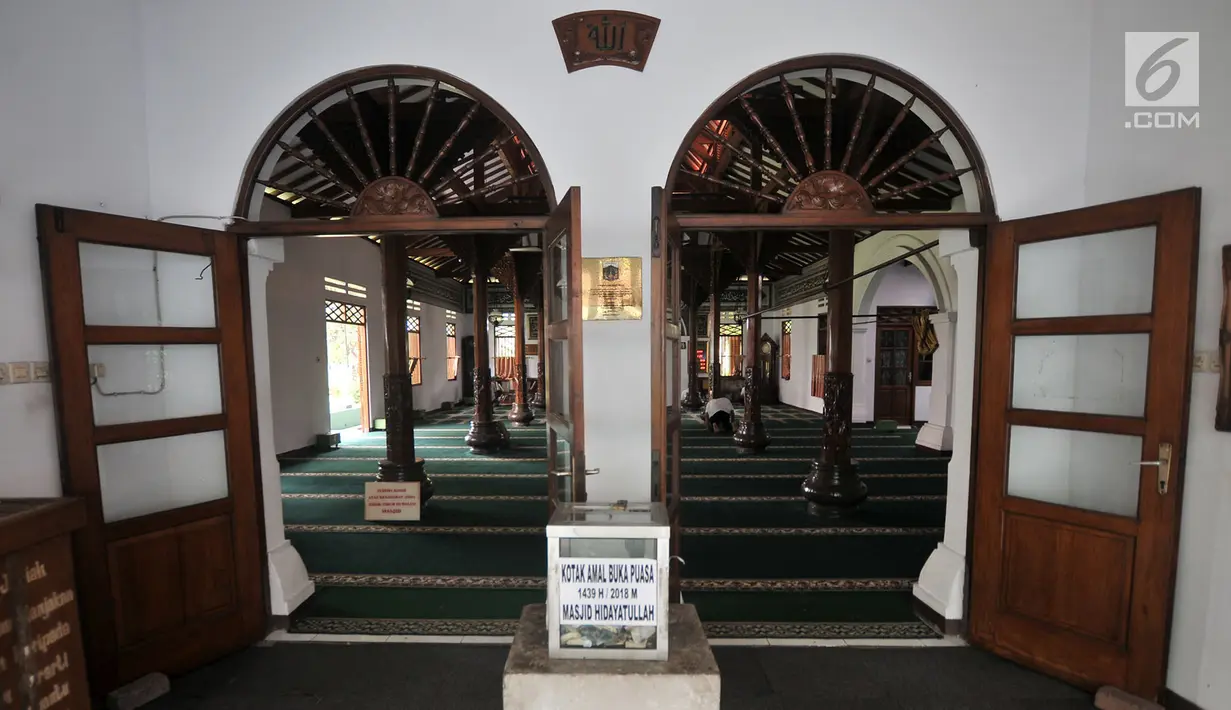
top-left (551, 468), bottom-right (601, 477)
top-left (1138, 443), bottom-right (1173, 495)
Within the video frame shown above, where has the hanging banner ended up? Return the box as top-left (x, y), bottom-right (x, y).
top-left (581, 257), bottom-right (643, 321)
top-left (364, 481), bottom-right (421, 521)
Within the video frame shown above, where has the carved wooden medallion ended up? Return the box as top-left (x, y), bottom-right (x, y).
top-left (552, 11), bottom-right (660, 73)
top-left (351, 176), bottom-right (438, 217)
top-left (782, 171), bottom-right (873, 213)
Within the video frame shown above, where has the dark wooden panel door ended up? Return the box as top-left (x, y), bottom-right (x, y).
top-left (543, 188), bottom-right (586, 508)
top-left (651, 187), bottom-right (683, 594)
top-left (969, 189), bottom-right (1200, 700)
top-left (37, 205), bottom-right (265, 694)
top-left (874, 325), bottom-right (914, 424)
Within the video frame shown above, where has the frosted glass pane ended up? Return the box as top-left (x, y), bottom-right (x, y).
top-left (89, 345), bottom-right (222, 426)
top-left (1012, 334), bottom-right (1150, 417)
top-left (79, 242), bottom-right (216, 327)
top-left (1006, 425), bottom-right (1142, 517)
top-left (1015, 227), bottom-right (1155, 319)
top-left (98, 430), bottom-right (229, 522)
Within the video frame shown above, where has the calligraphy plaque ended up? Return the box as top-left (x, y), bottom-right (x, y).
top-left (581, 257), bottom-right (642, 321)
top-left (552, 11), bottom-right (660, 73)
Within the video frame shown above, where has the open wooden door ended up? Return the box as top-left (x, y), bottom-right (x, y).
top-left (37, 205), bottom-right (266, 693)
top-left (650, 187), bottom-right (683, 595)
top-left (969, 189), bottom-right (1200, 700)
top-left (542, 188), bottom-right (587, 507)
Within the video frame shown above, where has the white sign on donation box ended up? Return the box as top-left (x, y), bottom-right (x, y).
top-left (364, 481), bottom-right (421, 521)
top-left (558, 558), bottom-right (657, 626)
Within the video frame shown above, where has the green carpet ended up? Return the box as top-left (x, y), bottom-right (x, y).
top-left (284, 405), bottom-right (950, 639)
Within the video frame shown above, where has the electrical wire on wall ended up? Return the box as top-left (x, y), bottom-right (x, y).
top-left (89, 214), bottom-right (244, 397)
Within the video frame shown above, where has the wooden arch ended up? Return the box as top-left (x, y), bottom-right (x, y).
top-left (664, 54), bottom-right (996, 220)
top-left (232, 64), bottom-right (557, 222)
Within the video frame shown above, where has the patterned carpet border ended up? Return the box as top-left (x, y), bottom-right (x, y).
top-left (311, 573), bottom-right (545, 589)
top-left (285, 523), bottom-right (942, 536)
top-left (282, 493), bottom-right (545, 501)
top-left (306, 573), bottom-right (913, 592)
top-left (287, 617), bottom-right (938, 640)
top-left (282, 472), bottom-right (547, 478)
top-left (682, 456), bottom-right (947, 463)
top-left (285, 524), bottom-right (544, 535)
top-left (280, 456), bottom-right (548, 462)
top-left (682, 495), bottom-right (945, 503)
top-left (702, 621), bottom-right (940, 639)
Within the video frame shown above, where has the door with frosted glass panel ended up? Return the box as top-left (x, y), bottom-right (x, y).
top-left (542, 188), bottom-right (586, 509)
top-left (37, 205), bottom-right (264, 693)
top-left (969, 189), bottom-right (1200, 700)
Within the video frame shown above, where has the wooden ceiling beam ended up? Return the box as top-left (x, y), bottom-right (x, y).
top-left (229, 214), bottom-right (548, 237)
top-left (677, 211), bottom-right (993, 232)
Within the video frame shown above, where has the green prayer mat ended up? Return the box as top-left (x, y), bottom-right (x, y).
top-left (285, 405), bottom-right (949, 639)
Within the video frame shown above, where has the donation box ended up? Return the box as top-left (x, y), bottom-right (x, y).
top-left (546, 502), bottom-right (670, 661)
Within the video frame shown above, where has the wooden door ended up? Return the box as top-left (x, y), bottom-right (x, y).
top-left (542, 188), bottom-right (587, 507)
top-left (969, 188), bottom-right (1200, 699)
top-left (874, 325), bottom-right (914, 424)
top-left (37, 205), bottom-right (266, 693)
top-left (651, 187), bottom-right (683, 593)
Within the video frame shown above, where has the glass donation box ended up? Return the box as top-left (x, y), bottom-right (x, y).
top-left (546, 501), bottom-right (670, 661)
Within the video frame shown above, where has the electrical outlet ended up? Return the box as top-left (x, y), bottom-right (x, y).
top-left (89, 363), bottom-right (106, 379)
top-left (1212, 354), bottom-right (1223, 374)
top-left (31, 362), bottom-right (50, 383)
top-left (0, 363), bottom-right (9, 385)
top-left (8, 362), bottom-right (31, 384)
top-left (1194, 352), bottom-right (1210, 372)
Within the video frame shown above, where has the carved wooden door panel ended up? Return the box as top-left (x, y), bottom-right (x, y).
top-left (969, 189), bottom-right (1200, 700)
top-left (37, 206), bottom-right (265, 694)
top-left (542, 188), bottom-right (587, 508)
top-left (651, 187), bottom-right (683, 594)
top-left (874, 325), bottom-right (914, 424)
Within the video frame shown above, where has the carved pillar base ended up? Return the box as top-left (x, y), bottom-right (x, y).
top-left (377, 457), bottom-right (435, 503)
top-left (802, 460), bottom-right (867, 510)
top-left (732, 420), bottom-right (770, 451)
top-left (466, 420), bottom-right (510, 453)
top-left (508, 403), bottom-right (535, 426)
top-left (530, 360), bottom-right (545, 409)
top-left (681, 390), bottom-right (704, 411)
top-left (802, 371), bottom-right (866, 509)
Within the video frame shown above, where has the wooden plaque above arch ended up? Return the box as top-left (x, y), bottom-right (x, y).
top-left (552, 11), bottom-right (660, 73)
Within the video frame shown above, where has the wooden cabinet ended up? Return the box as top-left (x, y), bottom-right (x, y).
top-left (0, 498), bottom-right (90, 709)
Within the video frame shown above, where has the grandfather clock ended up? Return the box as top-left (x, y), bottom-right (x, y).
top-left (758, 333), bottom-right (779, 404)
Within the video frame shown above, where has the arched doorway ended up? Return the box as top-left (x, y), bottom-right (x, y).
top-left (651, 53), bottom-right (995, 639)
top-left (226, 67), bottom-right (589, 641)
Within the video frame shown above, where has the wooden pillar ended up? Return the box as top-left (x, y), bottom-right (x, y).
top-left (681, 296), bottom-right (703, 411)
top-left (377, 235), bottom-right (433, 500)
top-left (733, 242), bottom-right (770, 451)
top-left (803, 230), bottom-right (867, 509)
top-left (508, 289), bottom-right (534, 425)
top-left (465, 257), bottom-right (509, 452)
top-left (707, 249), bottom-right (722, 400)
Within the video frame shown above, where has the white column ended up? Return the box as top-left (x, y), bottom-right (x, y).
top-left (916, 311), bottom-right (957, 451)
top-left (913, 233), bottom-right (978, 623)
top-left (248, 238), bottom-right (315, 617)
top-left (850, 324), bottom-right (871, 422)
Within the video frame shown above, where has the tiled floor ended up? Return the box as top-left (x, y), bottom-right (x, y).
top-left (147, 641), bottom-right (1093, 710)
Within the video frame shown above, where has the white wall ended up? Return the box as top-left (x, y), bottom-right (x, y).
top-left (0, 0), bottom-right (151, 496)
top-left (1084, 2), bottom-right (1231, 706)
top-left (267, 236), bottom-right (386, 453)
top-left (134, 0), bottom-right (1096, 502)
top-left (856, 262), bottom-right (937, 423)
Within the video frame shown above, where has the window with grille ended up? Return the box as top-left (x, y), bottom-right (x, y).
top-left (446, 322), bottom-right (458, 381)
top-left (407, 314), bottom-right (422, 385)
top-left (781, 320), bottom-right (792, 381)
top-left (325, 300), bottom-right (366, 325)
top-left (324, 277), bottom-right (367, 298)
top-left (493, 323), bottom-right (517, 380)
top-left (718, 322), bottom-right (743, 377)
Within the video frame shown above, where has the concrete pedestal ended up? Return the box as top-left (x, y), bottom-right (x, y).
top-left (503, 604), bottom-right (720, 710)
